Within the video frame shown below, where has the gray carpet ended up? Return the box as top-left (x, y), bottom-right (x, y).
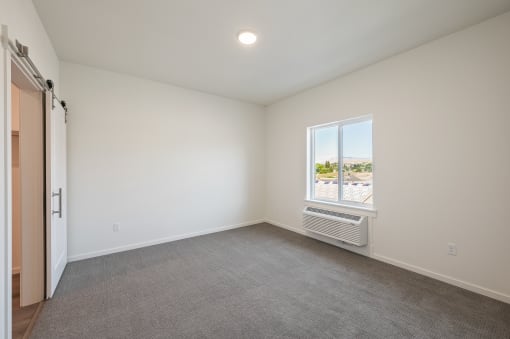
top-left (32, 223), bottom-right (510, 338)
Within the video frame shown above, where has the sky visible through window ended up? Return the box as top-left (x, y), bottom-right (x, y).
top-left (315, 120), bottom-right (372, 163)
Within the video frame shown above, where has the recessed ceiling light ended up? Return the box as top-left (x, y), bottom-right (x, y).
top-left (238, 31), bottom-right (257, 45)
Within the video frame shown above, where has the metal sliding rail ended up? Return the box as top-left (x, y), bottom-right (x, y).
top-left (8, 38), bottom-right (68, 116)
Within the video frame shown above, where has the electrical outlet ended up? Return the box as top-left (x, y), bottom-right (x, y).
top-left (447, 242), bottom-right (457, 256)
top-left (113, 223), bottom-right (120, 232)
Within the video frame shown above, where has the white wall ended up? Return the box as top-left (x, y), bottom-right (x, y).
top-left (0, 0), bottom-right (60, 93)
top-left (265, 12), bottom-right (510, 303)
top-left (61, 62), bottom-right (265, 260)
top-left (0, 1), bottom-right (60, 337)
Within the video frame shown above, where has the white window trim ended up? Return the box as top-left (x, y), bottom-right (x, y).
top-left (306, 115), bottom-right (374, 209)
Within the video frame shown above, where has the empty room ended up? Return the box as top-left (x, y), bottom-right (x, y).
top-left (1, 0), bottom-right (510, 338)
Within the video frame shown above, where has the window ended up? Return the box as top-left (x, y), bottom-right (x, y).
top-left (308, 117), bottom-right (373, 207)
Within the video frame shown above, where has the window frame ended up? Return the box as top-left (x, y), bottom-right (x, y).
top-left (307, 115), bottom-right (374, 209)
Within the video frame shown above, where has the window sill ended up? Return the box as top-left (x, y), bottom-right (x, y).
top-left (304, 199), bottom-right (377, 218)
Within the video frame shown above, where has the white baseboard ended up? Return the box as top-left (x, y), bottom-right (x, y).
top-left (12, 266), bottom-right (20, 275)
top-left (373, 253), bottom-right (510, 304)
top-left (68, 219), bottom-right (264, 262)
top-left (264, 219), bottom-right (510, 305)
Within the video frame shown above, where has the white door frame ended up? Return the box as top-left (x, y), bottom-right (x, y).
top-left (1, 24), bottom-right (54, 339)
top-left (1, 24), bottom-right (14, 339)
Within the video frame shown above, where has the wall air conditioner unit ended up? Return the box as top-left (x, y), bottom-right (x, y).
top-left (303, 207), bottom-right (368, 246)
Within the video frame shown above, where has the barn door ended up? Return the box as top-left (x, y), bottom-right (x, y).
top-left (45, 92), bottom-right (67, 298)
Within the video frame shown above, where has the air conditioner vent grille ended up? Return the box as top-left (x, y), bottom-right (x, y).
top-left (305, 207), bottom-right (361, 221)
top-left (303, 207), bottom-right (368, 246)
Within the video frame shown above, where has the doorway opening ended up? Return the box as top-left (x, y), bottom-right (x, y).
top-left (11, 61), bottom-right (45, 339)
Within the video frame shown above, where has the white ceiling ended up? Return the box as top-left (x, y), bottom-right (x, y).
top-left (33, 0), bottom-right (510, 105)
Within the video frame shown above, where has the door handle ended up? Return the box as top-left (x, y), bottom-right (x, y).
top-left (52, 188), bottom-right (62, 218)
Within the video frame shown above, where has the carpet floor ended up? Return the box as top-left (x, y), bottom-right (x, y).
top-left (31, 223), bottom-right (510, 338)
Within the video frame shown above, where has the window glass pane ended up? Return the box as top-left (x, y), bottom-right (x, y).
top-left (341, 120), bottom-right (373, 204)
top-left (314, 125), bottom-right (338, 201)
